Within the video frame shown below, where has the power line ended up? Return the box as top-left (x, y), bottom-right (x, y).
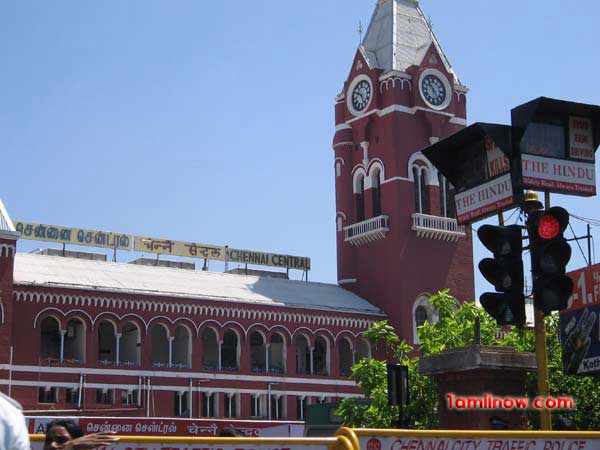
top-left (568, 222), bottom-right (589, 266)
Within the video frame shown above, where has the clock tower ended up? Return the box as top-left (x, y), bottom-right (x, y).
top-left (333, 0), bottom-right (474, 344)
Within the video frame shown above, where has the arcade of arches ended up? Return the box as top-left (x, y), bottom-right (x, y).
top-left (39, 316), bottom-right (372, 377)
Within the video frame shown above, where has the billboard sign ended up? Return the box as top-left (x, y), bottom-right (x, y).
top-left (512, 97), bottom-right (600, 196)
top-left (560, 263), bottom-right (600, 375)
top-left (14, 221), bottom-right (132, 250)
top-left (423, 123), bottom-right (518, 225)
top-left (135, 236), bottom-right (311, 271)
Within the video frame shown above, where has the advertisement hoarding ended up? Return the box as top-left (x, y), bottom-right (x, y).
top-left (560, 263), bottom-right (600, 375)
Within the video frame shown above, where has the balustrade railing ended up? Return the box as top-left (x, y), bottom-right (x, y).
top-left (411, 213), bottom-right (466, 242)
top-left (344, 215), bottom-right (389, 246)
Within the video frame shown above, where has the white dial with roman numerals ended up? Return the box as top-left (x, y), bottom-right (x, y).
top-left (347, 75), bottom-right (373, 116)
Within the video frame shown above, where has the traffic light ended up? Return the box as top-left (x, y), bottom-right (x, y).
top-left (477, 224), bottom-right (525, 326)
top-left (527, 207), bottom-right (573, 315)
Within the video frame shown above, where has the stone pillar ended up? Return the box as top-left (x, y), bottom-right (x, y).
top-left (419, 345), bottom-right (536, 430)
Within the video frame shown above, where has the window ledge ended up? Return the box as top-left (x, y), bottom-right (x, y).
top-left (411, 213), bottom-right (466, 242)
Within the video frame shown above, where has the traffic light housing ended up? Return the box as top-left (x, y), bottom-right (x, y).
top-left (528, 207), bottom-right (573, 315)
top-left (477, 224), bottom-right (525, 326)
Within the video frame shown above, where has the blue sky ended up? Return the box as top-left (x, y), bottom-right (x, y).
top-left (1, 1), bottom-right (599, 299)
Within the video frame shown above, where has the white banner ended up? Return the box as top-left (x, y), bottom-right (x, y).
top-left (359, 436), bottom-right (600, 450)
top-left (521, 154), bottom-right (596, 195)
top-left (454, 174), bottom-right (514, 224)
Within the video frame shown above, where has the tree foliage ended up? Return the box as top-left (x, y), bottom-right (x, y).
top-left (336, 289), bottom-right (600, 430)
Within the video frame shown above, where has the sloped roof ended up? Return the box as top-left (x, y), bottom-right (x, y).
top-left (361, 0), bottom-right (459, 83)
top-left (0, 198), bottom-right (17, 236)
top-left (13, 253), bottom-right (383, 315)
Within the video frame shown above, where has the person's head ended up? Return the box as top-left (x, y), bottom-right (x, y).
top-left (554, 416), bottom-right (577, 430)
top-left (218, 427), bottom-right (244, 437)
top-left (44, 420), bottom-right (83, 449)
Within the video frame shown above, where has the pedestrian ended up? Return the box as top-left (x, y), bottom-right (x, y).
top-left (0, 392), bottom-right (30, 450)
top-left (44, 419), bottom-right (119, 450)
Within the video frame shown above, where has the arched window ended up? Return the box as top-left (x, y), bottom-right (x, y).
top-left (413, 295), bottom-right (438, 344)
top-left (120, 321), bottom-right (140, 367)
top-left (172, 325), bottom-right (191, 368)
top-left (151, 324), bottom-right (169, 367)
top-left (98, 321), bottom-right (117, 365)
top-left (415, 306), bottom-right (428, 328)
top-left (221, 330), bottom-right (239, 371)
top-left (413, 166), bottom-right (430, 214)
top-left (40, 317), bottom-right (61, 360)
top-left (250, 332), bottom-right (266, 373)
top-left (355, 338), bottom-right (371, 361)
top-left (338, 338), bottom-right (353, 377)
top-left (355, 175), bottom-right (365, 222)
top-left (313, 336), bottom-right (328, 376)
top-left (202, 328), bottom-right (219, 370)
top-left (438, 172), bottom-right (455, 218)
top-left (372, 168), bottom-right (382, 217)
top-left (269, 333), bottom-right (286, 374)
top-left (63, 318), bottom-right (85, 364)
top-left (294, 335), bottom-right (310, 375)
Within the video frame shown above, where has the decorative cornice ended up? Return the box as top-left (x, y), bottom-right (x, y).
top-left (14, 290), bottom-right (380, 331)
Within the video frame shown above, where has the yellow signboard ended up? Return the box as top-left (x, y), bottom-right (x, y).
top-left (134, 236), bottom-right (224, 260)
top-left (134, 237), bottom-right (311, 271)
top-left (14, 222), bottom-right (132, 250)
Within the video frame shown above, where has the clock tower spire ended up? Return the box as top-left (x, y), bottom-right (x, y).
top-left (333, 0), bottom-right (474, 344)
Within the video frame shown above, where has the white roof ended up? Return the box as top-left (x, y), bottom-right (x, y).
top-left (361, 0), bottom-right (460, 83)
top-left (0, 198), bottom-right (16, 234)
top-left (13, 253), bottom-right (383, 315)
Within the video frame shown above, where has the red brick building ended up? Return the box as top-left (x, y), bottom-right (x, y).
top-left (0, 0), bottom-right (473, 421)
top-left (333, 0), bottom-right (474, 343)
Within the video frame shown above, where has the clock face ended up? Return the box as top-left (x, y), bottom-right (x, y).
top-left (351, 80), bottom-right (372, 112)
top-left (421, 74), bottom-right (447, 107)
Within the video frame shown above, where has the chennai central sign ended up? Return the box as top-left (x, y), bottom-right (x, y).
top-left (14, 221), bottom-right (311, 271)
top-left (134, 236), bottom-right (311, 271)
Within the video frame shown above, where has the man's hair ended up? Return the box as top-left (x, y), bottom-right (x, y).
top-left (46, 419), bottom-right (84, 439)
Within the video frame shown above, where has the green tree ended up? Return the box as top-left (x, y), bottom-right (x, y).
top-left (337, 289), bottom-right (600, 430)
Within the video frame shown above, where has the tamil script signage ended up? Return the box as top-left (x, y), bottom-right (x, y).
top-left (358, 436), bottom-right (600, 450)
top-left (454, 173), bottom-right (514, 224)
top-left (521, 154), bottom-right (596, 196)
top-left (135, 237), bottom-right (311, 271)
top-left (14, 221), bottom-right (132, 250)
top-left (560, 263), bottom-right (600, 375)
top-left (27, 416), bottom-right (304, 438)
top-left (14, 222), bottom-right (311, 271)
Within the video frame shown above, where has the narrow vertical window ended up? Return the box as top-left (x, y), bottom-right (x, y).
top-left (413, 167), bottom-right (421, 213)
top-left (356, 175), bottom-right (365, 222)
top-left (420, 169), bottom-right (429, 214)
top-left (438, 173), bottom-right (455, 218)
top-left (372, 169), bottom-right (381, 217)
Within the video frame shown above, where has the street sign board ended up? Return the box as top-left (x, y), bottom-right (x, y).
top-left (560, 263), bottom-right (600, 375)
top-left (512, 97), bottom-right (600, 196)
top-left (423, 123), bottom-right (519, 224)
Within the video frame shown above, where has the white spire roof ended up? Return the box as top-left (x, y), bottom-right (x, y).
top-left (361, 0), bottom-right (460, 83)
top-left (0, 198), bottom-right (16, 235)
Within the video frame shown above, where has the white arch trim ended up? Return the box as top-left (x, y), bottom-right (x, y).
top-left (408, 152), bottom-right (438, 185)
top-left (352, 166), bottom-right (367, 194)
top-left (412, 293), bottom-right (438, 344)
top-left (366, 159), bottom-right (385, 189)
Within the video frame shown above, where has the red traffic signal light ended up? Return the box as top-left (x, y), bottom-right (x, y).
top-left (538, 214), bottom-right (560, 239)
top-left (527, 207), bottom-right (573, 315)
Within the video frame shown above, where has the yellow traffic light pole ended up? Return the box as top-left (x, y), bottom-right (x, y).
top-left (533, 191), bottom-right (552, 431)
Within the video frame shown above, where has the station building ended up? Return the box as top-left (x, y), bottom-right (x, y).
top-left (0, 0), bottom-right (473, 421)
